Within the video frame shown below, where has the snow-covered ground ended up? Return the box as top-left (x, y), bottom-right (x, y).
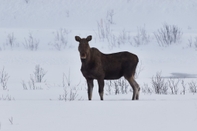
top-left (0, 0), bottom-right (197, 131)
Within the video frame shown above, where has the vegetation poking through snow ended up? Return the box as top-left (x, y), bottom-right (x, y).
top-left (49, 28), bottom-right (71, 50)
top-left (22, 65), bottom-right (47, 90)
top-left (154, 24), bottom-right (182, 47)
top-left (23, 33), bottom-right (39, 51)
top-left (0, 68), bottom-right (10, 90)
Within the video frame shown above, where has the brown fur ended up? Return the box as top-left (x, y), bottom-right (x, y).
top-left (75, 35), bottom-right (140, 100)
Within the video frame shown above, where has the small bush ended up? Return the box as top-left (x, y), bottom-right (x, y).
top-left (188, 36), bottom-right (197, 49)
top-left (106, 9), bottom-right (115, 24)
top-left (154, 24), bottom-right (182, 46)
top-left (117, 29), bottom-right (132, 46)
top-left (22, 75), bottom-right (42, 90)
top-left (105, 77), bottom-right (130, 95)
top-left (97, 19), bottom-right (112, 41)
top-left (59, 71), bottom-right (82, 101)
top-left (181, 80), bottom-right (186, 95)
top-left (34, 65), bottom-right (47, 83)
top-left (188, 81), bottom-right (197, 94)
top-left (0, 94), bottom-right (14, 101)
top-left (59, 87), bottom-right (79, 101)
top-left (168, 78), bottom-right (180, 95)
top-left (63, 70), bottom-right (71, 87)
top-left (133, 27), bottom-right (150, 46)
top-left (152, 71), bottom-right (168, 94)
top-left (22, 65), bottom-right (47, 90)
top-left (49, 28), bottom-right (70, 50)
top-left (6, 33), bottom-right (18, 49)
top-left (141, 83), bottom-right (153, 94)
top-left (23, 33), bottom-right (39, 51)
top-left (0, 68), bottom-right (10, 90)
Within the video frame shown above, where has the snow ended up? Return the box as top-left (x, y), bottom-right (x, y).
top-left (1, 100), bottom-right (197, 131)
top-left (0, 0), bottom-right (197, 131)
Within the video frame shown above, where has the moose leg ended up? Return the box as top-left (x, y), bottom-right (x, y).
top-left (97, 79), bottom-right (104, 100)
top-left (87, 79), bottom-right (94, 100)
top-left (134, 79), bottom-right (140, 100)
top-left (126, 77), bottom-right (140, 100)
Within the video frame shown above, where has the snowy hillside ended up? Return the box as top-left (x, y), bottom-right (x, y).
top-left (0, 0), bottom-right (197, 131)
top-left (1, 0), bottom-right (197, 31)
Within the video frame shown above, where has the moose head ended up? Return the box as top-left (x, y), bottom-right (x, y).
top-left (75, 35), bottom-right (92, 62)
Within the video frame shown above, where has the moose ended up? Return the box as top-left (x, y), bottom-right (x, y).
top-left (75, 35), bottom-right (140, 100)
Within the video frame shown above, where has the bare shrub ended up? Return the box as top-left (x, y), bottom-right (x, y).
top-left (188, 81), bottom-right (197, 94)
top-left (63, 70), bottom-right (71, 87)
top-left (34, 65), bottom-right (47, 83)
top-left (8, 117), bottom-right (14, 125)
top-left (107, 29), bottom-right (133, 49)
top-left (105, 77), bottom-right (130, 95)
top-left (0, 94), bottom-right (14, 101)
top-left (154, 24), bottom-right (182, 47)
top-left (96, 19), bottom-right (112, 41)
top-left (188, 37), bottom-right (197, 49)
top-left (96, 9), bottom-right (115, 42)
top-left (181, 80), bottom-right (186, 95)
top-left (117, 29), bottom-right (132, 46)
top-left (28, 76), bottom-right (36, 90)
top-left (106, 9), bottom-right (115, 24)
top-left (117, 77), bottom-right (130, 94)
top-left (105, 80), bottom-right (113, 95)
top-left (188, 37), bottom-right (193, 48)
top-left (59, 70), bottom-right (82, 101)
top-left (106, 30), bottom-right (132, 49)
top-left (133, 26), bottom-right (150, 46)
top-left (5, 33), bottom-right (18, 49)
top-left (59, 87), bottom-right (79, 101)
top-left (23, 33), bottom-right (39, 51)
top-left (107, 33), bottom-right (117, 49)
top-left (22, 76), bottom-right (42, 90)
top-left (114, 82), bottom-right (120, 95)
top-left (168, 78), bottom-right (180, 94)
top-left (22, 80), bottom-right (28, 90)
top-left (0, 68), bottom-right (10, 90)
top-left (59, 84), bottom-right (81, 101)
top-left (28, 75), bottom-right (42, 90)
top-left (28, 79), bottom-right (36, 90)
top-left (22, 65), bottom-right (46, 90)
top-left (49, 28), bottom-right (70, 50)
top-left (141, 83), bottom-right (153, 94)
top-left (152, 72), bottom-right (168, 94)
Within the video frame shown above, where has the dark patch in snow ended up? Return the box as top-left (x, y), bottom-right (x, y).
top-left (169, 73), bottom-right (197, 78)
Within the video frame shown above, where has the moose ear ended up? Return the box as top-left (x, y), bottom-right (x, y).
top-left (75, 36), bottom-right (81, 42)
top-left (86, 35), bottom-right (92, 41)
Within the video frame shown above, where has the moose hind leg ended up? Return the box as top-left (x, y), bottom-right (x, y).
top-left (97, 79), bottom-right (104, 100)
top-left (87, 79), bottom-right (94, 100)
top-left (127, 77), bottom-right (140, 100)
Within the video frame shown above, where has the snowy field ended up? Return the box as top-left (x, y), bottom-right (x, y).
top-left (0, 0), bottom-right (197, 131)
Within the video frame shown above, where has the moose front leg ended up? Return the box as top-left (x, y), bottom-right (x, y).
top-left (87, 79), bottom-right (94, 100)
top-left (97, 79), bottom-right (104, 100)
